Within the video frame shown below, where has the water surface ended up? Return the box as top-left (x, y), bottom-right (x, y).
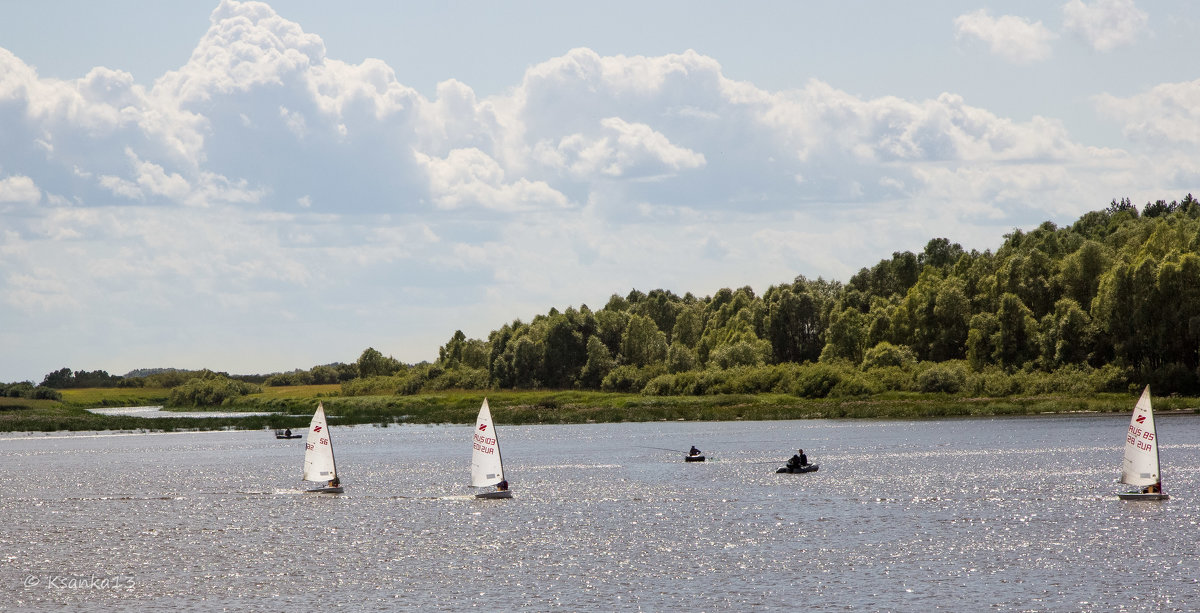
top-left (4, 414), bottom-right (1198, 611)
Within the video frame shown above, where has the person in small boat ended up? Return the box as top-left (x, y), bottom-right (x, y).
top-left (1142, 481), bottom-right (1161, 494)
top-left (327, 477), bottom-right (340, 488)
top-left (689, 446), bottom-right (702, 457)
top-left (497, 480), bottom-right (509, 491)
top-left (786, 449), bottom-right (809, 469)
top-left (284, 428), bottom-right (292, 438)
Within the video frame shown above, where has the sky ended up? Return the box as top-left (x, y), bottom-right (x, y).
top-left (1, 0), bottom-right (1198, 383)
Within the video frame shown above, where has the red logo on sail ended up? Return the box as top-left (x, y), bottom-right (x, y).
top-left (1136, 415), bottom-right (1146, 424)
top-left (478, 424), bottom-right (488, 431)
top-left (313, 425), bottom-right (323, 432)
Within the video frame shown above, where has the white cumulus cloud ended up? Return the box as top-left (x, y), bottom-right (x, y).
top-left (1095, 79), bottom-right (1200, 147)
top-left (1063, 0), bottom-right (1149, 52)
top-left (0, 175), bottom-right (41, 203)
top-left (953, 9), bottom-right (1056, 64)
top-left (415, 148), bottom-right (569, 212)
top-left (539, 117), bottom-right (706, 180)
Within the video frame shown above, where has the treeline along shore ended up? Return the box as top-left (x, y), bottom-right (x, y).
top-left (2, 387), bottom-right (1199, 434)
top-left (4, 196), bottom-right (1200, 432)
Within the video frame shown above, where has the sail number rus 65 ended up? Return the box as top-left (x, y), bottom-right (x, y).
top-left (473, 433), bottom-right (496, 454)
top-left (1127, 425), bottom-right (1155, 450)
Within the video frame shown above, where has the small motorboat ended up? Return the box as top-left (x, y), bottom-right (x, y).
top-left (776, 464), bottom-right (819, 474)
top-left (275, 429), bottom-right (302, 439)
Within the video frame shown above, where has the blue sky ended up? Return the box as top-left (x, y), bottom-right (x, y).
top-left (1, 0), bottom-right (1197, 382)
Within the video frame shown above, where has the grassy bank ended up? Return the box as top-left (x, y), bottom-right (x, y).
top-left (2, 387), bottom-right (1198, 433)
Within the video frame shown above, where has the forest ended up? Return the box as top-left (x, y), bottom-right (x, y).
top-left (10, 195), bottom-right (1200, 408)
top-left (328, 194), bottom-right (1200, 401)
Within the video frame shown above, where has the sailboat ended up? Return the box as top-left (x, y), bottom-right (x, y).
top-left (303, 402), bottom-right (343, 493)
top-left (1117, 386), bottom-right (1168, 501)
top-left (471, 399), bottom-right (512, 499)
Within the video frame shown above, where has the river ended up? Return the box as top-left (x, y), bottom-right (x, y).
top-left (4, 413), bottom-right (1198, 611)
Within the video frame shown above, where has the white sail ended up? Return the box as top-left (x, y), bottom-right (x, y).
top-left (303, 402), bottom-right (337, 483)
top-left (1120, 386), bottom-right (1160, 487)
top-left (470, 399), bottom-right (504, 487)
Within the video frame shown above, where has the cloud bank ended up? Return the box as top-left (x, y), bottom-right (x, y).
top-left (0, 0), bottom-right (1190, 380)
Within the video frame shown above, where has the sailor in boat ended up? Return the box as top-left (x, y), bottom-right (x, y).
top-left (284, 428), bottom-right (292, 438)
top-left (689, 446), bottom-right (702, 457)
top-left (786, 449), bottom-right (809, 470)
top-left (1142, 481), bottom-right (1161, 494)
top-left (497, 479), bottom-right (509, 492)
top-left (327, 477), bottom-right (340, 489)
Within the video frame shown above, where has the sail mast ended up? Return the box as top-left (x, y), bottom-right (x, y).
top-left (493, 404), bottom-right (504, 477)
top-left (1154, 395), bottom-right (1163, 491)
top-left (326, 405), bottom-right (337, 479)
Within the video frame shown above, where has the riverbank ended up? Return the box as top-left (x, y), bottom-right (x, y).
top-left (1, 386), bottom-right (1197, 432)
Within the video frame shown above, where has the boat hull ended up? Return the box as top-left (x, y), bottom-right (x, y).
top-left (684, 455), bottom-right (706, 462)
top-left (306, 486), bottom-right (344, 494)
top-left (1117, 492), bottom-right (1168, 501)
top-left (777, 464), bottom-right (819, 474)
top-left (276, 435), bottom-right (302, 439)
top-left (475, 490), bottom-right (512, 499)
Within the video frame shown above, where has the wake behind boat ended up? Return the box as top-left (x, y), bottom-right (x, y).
top-left (471, 399), bottom-right (511, 499)
top-left (302, 402), bottom-right (343, 494)
top-left (1117, 386), bottom-right (1168, 501)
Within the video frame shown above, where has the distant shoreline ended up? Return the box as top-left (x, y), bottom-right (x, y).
top-left (2, 387), bottom-right (1197, 433)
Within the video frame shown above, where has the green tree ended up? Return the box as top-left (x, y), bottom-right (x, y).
top-left (621, 314), bottom-right (668, 367)
top-left (357, 347), bottom-right (402, 378)
top-left (595, 309), bottom-right (629, 357)
top-left (993, 293), bottom-right (1038, 368)
top-left (511, 335), bottom-right (543, 388)
top-left (919, 237), bottom-right (965, 270)
top-left (930, 279), bottom-right (970, 361)
top-left (631, 289), bottom-right (680, 341)
top-left (1041, 298), bottom-right (1093, 366)
top-left (40, 368), bottom-right (73, 389)
top-left (438, 330), bottom-right (469, 367)
top-left (666, 343), bottom-right (699, 373)
top-left (542, 314), bottom-right (586, 388)
top-left (861, 341), bottom-right (916, 370)
top-left (1056, 240), bottom-right (1111, 309)
top-left (820, 307), bottom-right (867, 364)
top-left (671, 303), bottom-right (705, 348)
top-left (966, 312), bottom-right (999, 371)
top-left (579, 336), bottom-right (616, 388)
top-left (709, 339), bottom-right (771, 369)
top-left (765, 286), bottom-right (823, 363)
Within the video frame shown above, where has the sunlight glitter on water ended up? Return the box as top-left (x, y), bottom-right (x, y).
top-left (4, 415), bottom-right (1200, 611)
